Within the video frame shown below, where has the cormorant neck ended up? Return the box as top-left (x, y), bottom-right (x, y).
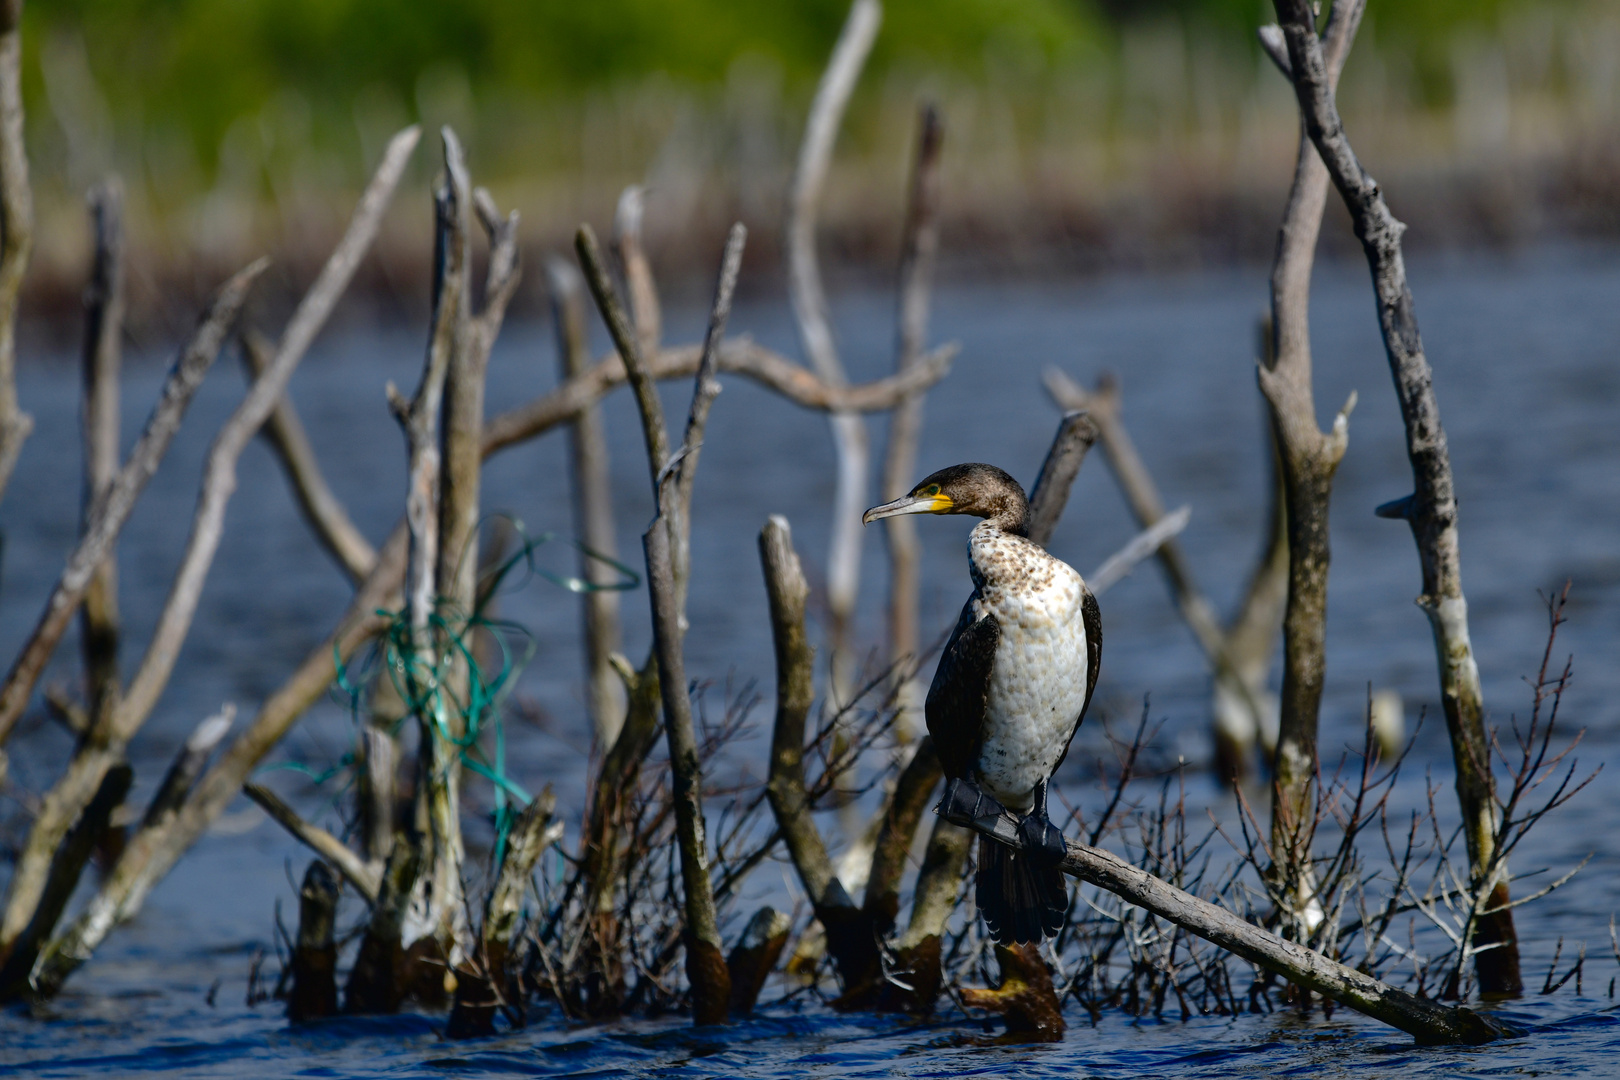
top-left (982, 490), bottom-right (1029, 537)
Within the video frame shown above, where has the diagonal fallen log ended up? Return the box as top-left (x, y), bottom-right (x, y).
top-left (937, 781), bottom-right (1511, 1045)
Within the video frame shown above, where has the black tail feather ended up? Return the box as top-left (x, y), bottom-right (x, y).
top-left (975, 837), bottom-right (1067, 945)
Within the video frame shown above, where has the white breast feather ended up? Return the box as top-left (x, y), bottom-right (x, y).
top-left (969, 523), bottom-right (1090, 812)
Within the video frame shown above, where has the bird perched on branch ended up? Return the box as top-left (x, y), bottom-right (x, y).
top-left (864, 463), bottom-right (1100, 944)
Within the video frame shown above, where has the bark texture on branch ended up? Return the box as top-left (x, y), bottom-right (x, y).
top-left (1258, 0), bottom-right (1363, 937)
top-left (392, 128), bottom-right (468, 964)
top-left (940, 790), bottom-right (1508, 1044)
top-left (1271, 0), bottom-right (1520, 996)
top-left (759, 514), bottom-right (878, 1002)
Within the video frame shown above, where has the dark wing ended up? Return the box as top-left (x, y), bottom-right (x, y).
top-left (925, 596), bottom-right (999, 781)
top-left (1052, 584), bottom-right (1102, 776)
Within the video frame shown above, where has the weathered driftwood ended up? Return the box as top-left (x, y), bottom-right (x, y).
top-left (0, 765), bottom-right (130, 997)
top-left (546, 256), bottom-right (626, 750)
top-left (79, 178), bottom-right (124, 736)
top-left (881, 102), bottom-right (945, 722)
top-left (1270, 0), bottom-right (1521, 996)
top-left (446, 786), bottom-right (560, 1038)
top-left (882, 814), bottom-right (971, 1013)
top-left (960, 944), bottom-right (1066, 1042)
top-left (483, 339), bottom-right (953, 458)
top-left (1045, 369), bottom-right (1282, 777)
top-left (0, 260), bottom-right (266, 963)
top-left (244, 783), bottom-right (381, 903)
top-left (0, 124), bottom-right (418, 964)
top-left (344, 835), bottom-right (422, 1015)
top-left (760, 514), bottom-right (879, 1002)
top-left (140, 705), bottom-right (233, 828)
top-left (287, 861), bottom-right (340, 1023)
top-left (389, 128), bottom-right (469, 965)
top-left (0, 258), bottom-right (265, 751)
top-left (940, 786), bottom-right (1508, 1044)
top-left (1026, 411), bottom-right (1099, 548)
top-left (726, 907), bottom-right (792, 1015)
top-left (1256, 0), bottom-right (1365, 939)
top-left (0, 0), bottom-right (32, 507)
top-left (357, 726), bottom-right (396, 866)
top-left (786, 0), bottom-right (882, 706)
top-left (31, 526), bottom-right (406, 998)
top-left (242, 328), bottom-right (377, 583)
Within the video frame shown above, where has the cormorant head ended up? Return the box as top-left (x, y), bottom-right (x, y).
top-left (861, 463), bottom-right (1029, 535)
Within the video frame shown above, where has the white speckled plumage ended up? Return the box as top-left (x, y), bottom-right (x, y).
top-left (968, 520), bottom-right (1090, 812)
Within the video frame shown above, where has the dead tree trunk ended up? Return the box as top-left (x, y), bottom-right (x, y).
top-left (391, 128), bottom-right (468, 978)
top-left (287, 861), bottom-right (340, 1023)
top-left (576, 220), bottom-right (746, 1025)
top-left (1256, 0), bottom-right (1364, 939)
top-left (1270, 0), bottom-right (1522, 996)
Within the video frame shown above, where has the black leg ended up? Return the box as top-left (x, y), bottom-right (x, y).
top-left (1018, 778), bottom-right (1068, 864)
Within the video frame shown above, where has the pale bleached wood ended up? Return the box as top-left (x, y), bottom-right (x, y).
top-left (786, 0), bottom-right (882, 707)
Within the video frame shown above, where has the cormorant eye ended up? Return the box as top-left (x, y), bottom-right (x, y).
top-left (922, 484), bottom-right (941, 497)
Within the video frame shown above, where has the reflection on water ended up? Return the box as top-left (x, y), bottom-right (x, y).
top-left (2, 244), bottom-right (1619, 1074)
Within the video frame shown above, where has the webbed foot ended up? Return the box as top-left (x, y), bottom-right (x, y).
top-left (939, 776), bottom-right (1007, 828)
top-left (1017, 808), bottom-right (1068, 865)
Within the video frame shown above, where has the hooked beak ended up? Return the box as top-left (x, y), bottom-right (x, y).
top-left (861, 492), bottom-right (953, 525)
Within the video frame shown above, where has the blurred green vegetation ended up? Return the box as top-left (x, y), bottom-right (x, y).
top-left (27, 0), bottom-right (1571, 178)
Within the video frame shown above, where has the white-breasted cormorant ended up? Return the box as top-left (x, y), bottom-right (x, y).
top-left (863, 463), bottom-right (1100, 944)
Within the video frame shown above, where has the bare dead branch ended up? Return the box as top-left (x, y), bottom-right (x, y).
top-left (786, 0), bottom-right (882, 705)
top-left (484, 338), bottom-right (953, 459)
top-left (140, 704), bottom-right (233, 828)
top-left (547, 257), bottom-right (626, 750)
top-left (0, 258), bottom-right (266, 750)
top-left (30, 526), bottom-right (406, 998)
top-left (940, 786), bottom-right (1509, 1044)
top-left (882, 102), bottom-right (944, 691)
top-left (79, 178), bottom-right (124, 734)
top-left (1271, 0), bottom-right (1520, 995)
top-left (244, 783), bottom-right (382, 903)
top-left (613, 187), bottom-right (661, 361)
top-left (241, 328), bottom-right (377, 582)
top-left (1258, 0), bottom-right (1364, 935)
top-left (1026, 411), bottom-right (1100, 549)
